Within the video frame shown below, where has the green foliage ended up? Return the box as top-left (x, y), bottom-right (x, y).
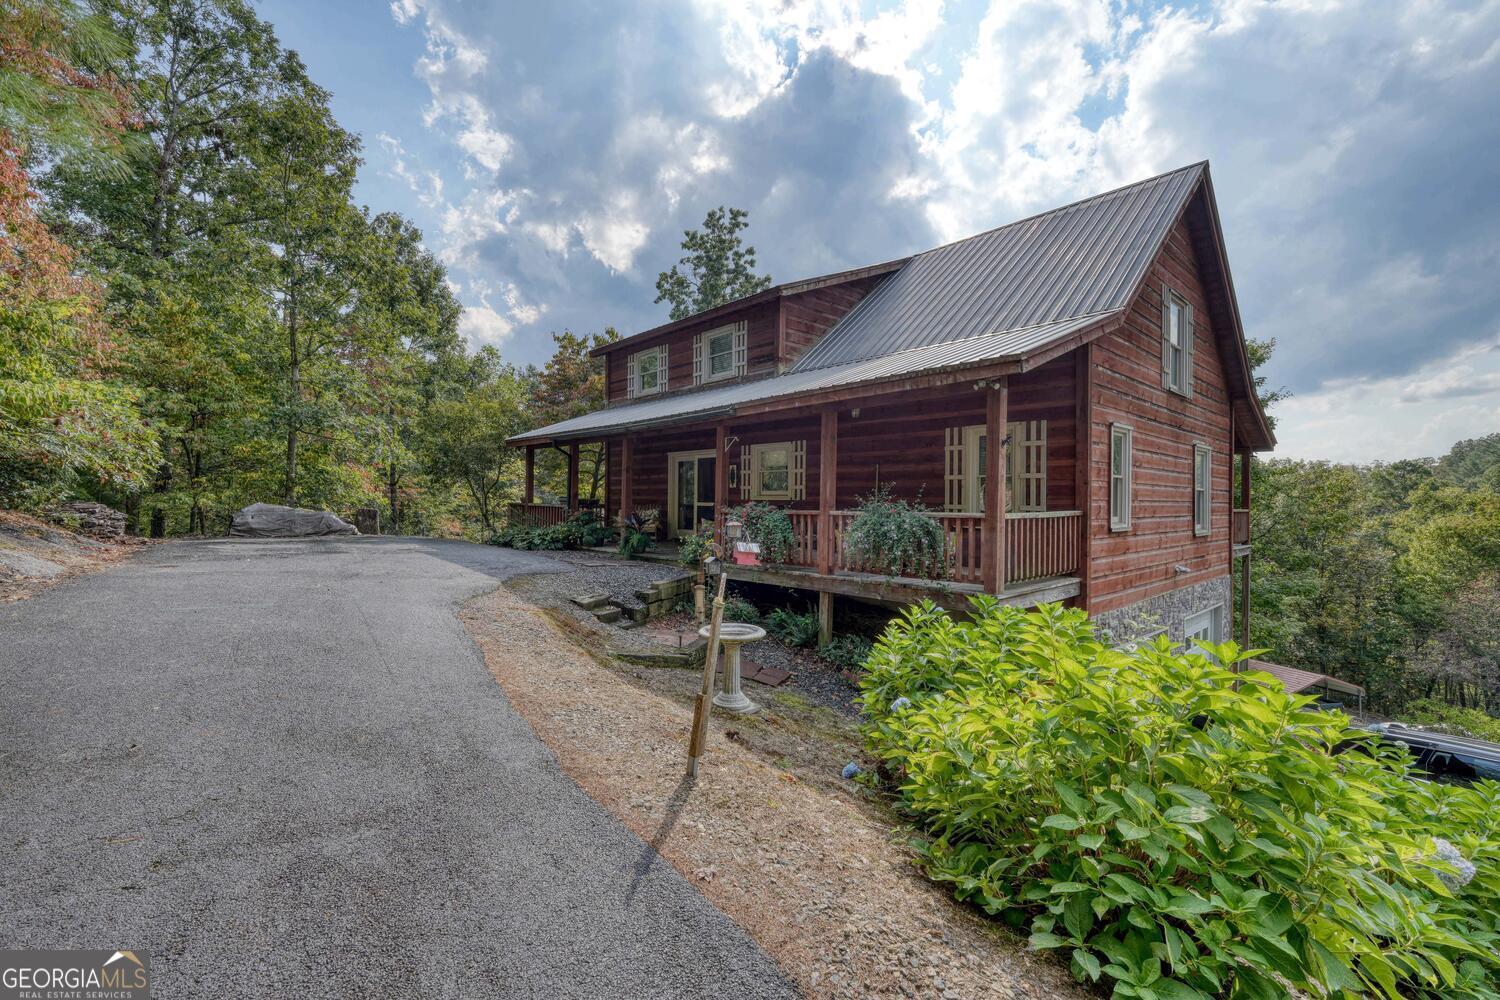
top-left (766, 607), bottom-right (818, 648)
top-left (618, 508), bottom-right (658, 558)
top-left (720, 597), bottom-right (761, 625)
top-left (862, 599), bottom-right (1500, 1000)
top-left (493, 509), bottom-right (614, 551)
top-left (842, 486), bottom-right (947, 579)
top-left (730, 502), bottom-right (795, 565)
top-left (677, 524), bottom-right (715, 567)
top-left (1405, 699), bottom-right (1500, 743)
top-left (654, 206), bottom-right (772, 321)
top-left (818, 634), bottom-right (873, 671)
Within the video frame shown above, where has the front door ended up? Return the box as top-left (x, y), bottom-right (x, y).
top-left (668, 451), bottom-right (717, 538)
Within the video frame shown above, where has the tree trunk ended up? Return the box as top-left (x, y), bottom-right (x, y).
top-left (387, 463), bottom-right (400, 535)
top-left (283, 308), bottom-right (300, 506)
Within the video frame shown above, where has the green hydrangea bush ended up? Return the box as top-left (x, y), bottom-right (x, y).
top-left (860, 599), bottom-right (1500, 1000)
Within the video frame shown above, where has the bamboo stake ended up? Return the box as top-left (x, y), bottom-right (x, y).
top-left (687, 573), bottom-right (728, 778)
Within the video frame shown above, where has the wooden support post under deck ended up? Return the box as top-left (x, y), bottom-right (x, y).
top-left (524, 446), bottom-right (536, 504)
top-left (618, 437), bottom-right (633, 544)
top-left (566, 443), bottom-right (580, 513)
top-left (982, 378), bottom-right (1009, 595)
top-left (818, 408), bottom-right (837, 577)
top-left (817, 591), bottom-right (833, 647)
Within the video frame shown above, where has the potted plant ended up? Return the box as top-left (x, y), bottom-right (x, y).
top-left (728, 502), bottom-right (795, 566)
top-left (617, 508), bottom-right (660, 559)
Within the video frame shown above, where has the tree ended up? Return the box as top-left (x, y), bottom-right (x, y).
top-left (526, 328), bottom-right (618, 502)
top-left (1, 0), bottom-right (158, 507)
top-left (422, 370), bottom-right (529, 534)
top-left (654, 206), bottom-right (772, 321)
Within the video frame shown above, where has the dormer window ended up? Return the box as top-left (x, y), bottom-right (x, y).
top-left (694, 321), bottom-right (747, 385)
top-left (628, 345), bottom-right (668, 398)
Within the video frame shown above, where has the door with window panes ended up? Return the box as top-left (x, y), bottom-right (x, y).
top-left (669, 452), bottom-right (716, 538)
top-left (959, 421), bottom-right (1047, 512)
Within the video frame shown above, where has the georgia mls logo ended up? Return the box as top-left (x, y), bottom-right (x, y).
top-left (1, 949), bottom-right (150, 999)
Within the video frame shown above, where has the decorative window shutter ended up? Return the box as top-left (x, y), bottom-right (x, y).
top-left (944, 427), bottom-right (964, 510)
top-left (1181, 303), bottom-right (1195, 397)
top-left (1160, 282), bottom-right (1172, 391)
top-left (1009, 420), bottom-right (1047, 511)
top-left (732, 323), bottom-right (747, 376)
top-left (656, 346), bottom-right (668, 391)
top-left (739, 444), bottom-right (752, 499)
top-left (790, 441), bottom-right (806, 500)
top-left (626, 353), bottom-right (638, 399)
top-left (692, 335), bottom-right (704, 386)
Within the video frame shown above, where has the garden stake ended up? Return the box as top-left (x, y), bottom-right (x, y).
top-left (687, 573), bottom-right (728, 778)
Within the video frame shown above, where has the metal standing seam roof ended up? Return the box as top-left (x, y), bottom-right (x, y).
top-left (511, 163), bottom-right (1207, 444)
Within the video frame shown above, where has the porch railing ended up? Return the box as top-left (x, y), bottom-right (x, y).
top-left (507, 502), bottom-right (568, 528)
top-left (771, 509), bottom-right (1081, 589)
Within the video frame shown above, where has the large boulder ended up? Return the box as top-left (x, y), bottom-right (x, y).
top-left (228, 503), bottom-right (358, 538)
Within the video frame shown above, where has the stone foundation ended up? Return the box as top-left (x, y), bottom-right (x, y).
top-left (1091, 575), bottom-right (1232, 648)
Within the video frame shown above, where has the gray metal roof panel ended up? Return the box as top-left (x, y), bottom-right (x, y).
top-left (791, 164), bottom-right (1202, 372)
top-left (509, 313), bottom-right (1108, 443)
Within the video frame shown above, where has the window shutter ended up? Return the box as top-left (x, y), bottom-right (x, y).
top-left (693, 334), bottom-right (704, 386)
top-left (1181, 302), bottom-right (1195, 397)
top-left (790, 441), bottom-right (806, 500)
top-left (740, 444), bottom-right (752, 499)
top-left (733, 322), bottom-right (747, 376)
top-left (626, 353), bottom-right (638, 399)
top-left (657, 346), bottom-right (668, 391)
top-left (1160, 282), bottom-right (1172, 391)
top-left (944, 427), bottom-right (964, 511)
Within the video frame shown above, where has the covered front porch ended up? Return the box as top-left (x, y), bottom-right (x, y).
top-left (512, 353), bottom-right (1089, 633)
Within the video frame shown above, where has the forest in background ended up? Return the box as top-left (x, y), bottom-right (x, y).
top-left (3, 1), bottom-right (1498, 725)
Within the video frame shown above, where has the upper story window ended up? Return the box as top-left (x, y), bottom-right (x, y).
top-left (1161, 284), bottom-right (1194, 397)
top-left (694, 321), bottom-right (747, 385)
top-left (1193, 444), bottom-right (1211, 537)
top-left (627, 345), bottom-right (668, 398)
top-left (1110, 423), bottom-right (1133, 531)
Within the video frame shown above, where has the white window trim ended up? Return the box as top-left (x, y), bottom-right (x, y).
top-left (632, 345), bottom-right (667, 397)
top-left (666, 449), bottom-right (717, 538)
top-left (1109, 423), bottom-right (1133, 532)
top-left (1193, 443), bottom-right (1211, 537)
top-left (693, 321), bottom-right (747, 386)
top-left (1162, 285), bottom-right (1194, 397)
top-left (1184, 605), bottom-right (1223, 655)
top-left (950, 421), bottom-right (1047, 513)
top-left (749, 441), bottom-right (794, 501)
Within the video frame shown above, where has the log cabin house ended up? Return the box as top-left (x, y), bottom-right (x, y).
top-left (508, 162), bottom-right (1274, 647)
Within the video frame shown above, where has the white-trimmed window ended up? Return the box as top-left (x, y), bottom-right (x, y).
top-left (1193, 443), bottom-right (1211, 537)
top-left (694, 321), bottom-right (747, 385)
top-left (943, 421), bottom-right (1047, 512)
top-left (1185, 605), bottom-right (1222, 655)
top-left (750, 442), bottom-right (792, 500)
top-left (1161, 285), bottom-right (1194, 396)
top-left (627, 345), bottom-right (668, 398)
top-left (1109, 423), bottom-right (1133, 531)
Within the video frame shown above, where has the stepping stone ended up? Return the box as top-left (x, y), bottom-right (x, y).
top-left (592, 606), bottom-right (622, 624)
top-left (571, 593), bottom-right (613, 611)
top-left (741, 661), bottom-right (792, 687)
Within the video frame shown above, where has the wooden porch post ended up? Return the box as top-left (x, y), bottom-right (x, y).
top-left (618, 437), bottom-right (634, 544)
top-left (982, 378), bottom-right (1009, 595)
top-left (524, 446), bottom-right (536, 505)
top-left (566, 443), bottom-right (580, 513)
top-left (817, 407), bottom-right (838, 645)
top-left (1075, 344), bottom-right (1093, 609)
top-left (714, 422), bottom-right (728, 538)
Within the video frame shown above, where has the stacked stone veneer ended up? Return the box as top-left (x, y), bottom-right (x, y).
top-left (1090, 575), bottom-right (1232, 649)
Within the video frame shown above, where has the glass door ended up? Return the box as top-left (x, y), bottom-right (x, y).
top-left (669, 452), bottom-right (717, 538)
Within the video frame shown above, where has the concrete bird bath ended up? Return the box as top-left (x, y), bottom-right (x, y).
top-left (699, 621), bottom-right (766, 714)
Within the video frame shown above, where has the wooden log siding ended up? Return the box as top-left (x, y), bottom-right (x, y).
top-left (605, 301), bottom-right (780, 402)
top-left (1086, 214), bottom-right (1234, 614)
top-left (777, 278), bottom-right (884, 369)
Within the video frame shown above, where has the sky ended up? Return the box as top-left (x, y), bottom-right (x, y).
top-left (255, 0), bottom-right (1500, 464)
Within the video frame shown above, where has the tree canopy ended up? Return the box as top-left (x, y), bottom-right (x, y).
top-left (654, 205), bottom-right (772, 321)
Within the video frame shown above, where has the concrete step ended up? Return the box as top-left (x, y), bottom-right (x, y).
top-left (571, 593), bottom-right (614, 611)
top-left (592, 606), bottom-right (622, 624)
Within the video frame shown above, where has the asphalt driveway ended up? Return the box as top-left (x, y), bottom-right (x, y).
top-left (0, 537), bottom-right (794, 999)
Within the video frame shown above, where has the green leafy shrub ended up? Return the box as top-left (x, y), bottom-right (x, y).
top-left (618, 508), bottom-right (658, 558)
top-left (490, 509), bottom-right (613, 550)
top-left (767, 607), bottom-right (818, 647)
top-left (720, 597), bottom-right (761, 624)
top-left (678, 524), bottom-right (715, 567)
top-left (1404, 699), bottom-right (1500, 743)
top-left (819, 634), bottom-right (874, 671)
top-left (861, 598), bottom-right (1500, 1000)
top-left (842, 486), bottom-right (946, 579)
top-left (730, 502), bottom-right (795, 565)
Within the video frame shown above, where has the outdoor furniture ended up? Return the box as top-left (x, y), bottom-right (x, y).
top-left (699, 621), bottom-right (766, 714)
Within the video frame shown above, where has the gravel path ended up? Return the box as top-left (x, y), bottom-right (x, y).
top-left (0, 537), bottom-right (793, 999)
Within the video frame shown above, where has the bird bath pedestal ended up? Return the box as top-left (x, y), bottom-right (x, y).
top-left (699, 622), bottom-right (766, 714)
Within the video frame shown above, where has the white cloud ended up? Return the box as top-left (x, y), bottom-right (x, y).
top-left (457, 303), bottom-right (512, 347)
